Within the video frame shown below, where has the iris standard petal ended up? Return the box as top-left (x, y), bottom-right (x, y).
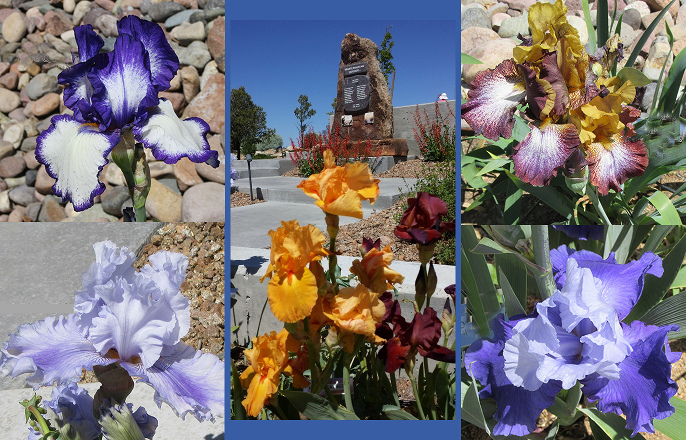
top-left (465, 314), bottom-right (562, 436)
top-left (462, 59), bottom-right (527, 141)
top-left (89, 33), bottom-right (158, 130)
top-left (75, 241), bottom-right (137, 329)
top-left (88, 278), bottom-right (177, 369)
top-left (512, 121), bottom-right (581, 186)
top-left (117, 15), bottom-right (179, 92)
top-left (73, 24), bottom-right (104, 63)
top-left (582, 322), bottom-right (679, 436)
top-left (35, 115), bottom-right (119, 211)
top-left (586, 130), bottom-right (649, 195)
top-left (133, 99), bottom-right (219, 167)
top-left (46, 383), bottom-right (100, 440)
top-left (122, 343), bottom-right (224, 422)
top-left (0, 314), bottom-right (114, 389)
top-left (550, 245), bottom-right (663, 320)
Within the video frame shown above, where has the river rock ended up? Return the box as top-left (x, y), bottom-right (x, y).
top-left (3, 12), bottom-right (28, 43)
top-left (181, 181), bottom-right (223, 221)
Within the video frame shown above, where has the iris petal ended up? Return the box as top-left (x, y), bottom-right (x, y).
top-left (89, 33), bottom-right (158, 130)
top-left (0, 314), bottom-right (114, 389)
top-left (35, 115), bottom-right (119, 211)
top-left (133, 99), bottom-right (219, 167)
top-left (550, 245), bottom-right (663, 320)
top-left (465, 315), bottom-right (562, 436)
top-left (512, 121), bottom-right (580, 186)
top-left (586, 129), bottom-right (648, 195)
top-left (89, 277), bottom-right (177, 369)
top-left (462, 59), bottom-right (526, 141)
top-left (582, 322), bottom-right (679, 436)
top-left (117, 16), bottom-right (179, 92)
top-left (122, 343), bottom-right (224, 422)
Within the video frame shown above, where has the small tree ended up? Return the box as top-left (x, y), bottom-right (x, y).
top-left (294, 94), bottom-right (316, 146)
top-left (255, 133), bottom-right (283, 151)
top-left (230, 86), bottom-right (274, 159)
top-left (378, 26), bottom-right (395, 95)
top-left (326, 97), bottom-right (337, 116)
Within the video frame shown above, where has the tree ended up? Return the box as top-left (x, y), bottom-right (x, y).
top-left (255, 133), bottom-right (283, 151)
top-left (294, 94), bottom-right (316, 146)
top-left (230, 86), bottom-right (275, 159)
top-left (378, 26), bottom-right (395, 96)
top-left (326, 97), bottom-right (337, 116)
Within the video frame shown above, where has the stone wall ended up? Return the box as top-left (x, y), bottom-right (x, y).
top-left (330, 100), bottom-right (456, 158)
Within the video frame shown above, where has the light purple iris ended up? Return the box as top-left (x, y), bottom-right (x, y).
top-left (35, 16), bottom-right (219, 211)
top-left (465, 245), bottom-right (679, 437)
top-left (229, 153), bottom-right (239, 187)
top-left (39, 382), bottom-right (158, 440)
top-left (1, 241), bottom-right (224, 423)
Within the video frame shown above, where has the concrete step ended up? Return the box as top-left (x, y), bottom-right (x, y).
top-left (232, 176), bottom-right (417, 210)
top-left (233, 156), bottom-right (405, 179)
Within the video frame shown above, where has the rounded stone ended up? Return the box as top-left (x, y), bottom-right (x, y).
top-left (149, 1), bottom-right (186, 22)
top-left (9, 184), bottom-right (37, 206)
top-left (0, 88), bottom-right (21, 113)
top-left (32, 92), bottom-right (60, 117)
top-left (0, 156), bottom-right (27, 178)
top-left (498, 13), bottom-right (530, 38)
top-left (461, 26), bottom-right (500, 54)
top-left (462, 5), bottom-right (491, 30)
top-left (101, 184), bottom-right (130, 216)
top-left (3, 12), bottom-right (28, 43)
top-left (623, 7), bottom-right (643, 29)
top-left (25, 73), bottom-right (59, 100)
top-left (462, 38), bottom-right (518, 84)
top-left (566, 15), bottom-right (589, 46)
top-left (181, 182), bottom-right (224, 221)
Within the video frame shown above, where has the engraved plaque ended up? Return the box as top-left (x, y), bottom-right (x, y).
top-left (343, 62), bottom-right (368, 77)
top-left (343, 75), bottom-right (370, 113)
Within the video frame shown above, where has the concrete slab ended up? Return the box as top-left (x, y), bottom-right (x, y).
top-left (0, 223), bottom-right (162, 391)
top-left (232, 176), bottom-right (417, 210)
top-left (230, 202), bottom-right (374, 249)
top-left (0, 382), bottom-right (223, 440)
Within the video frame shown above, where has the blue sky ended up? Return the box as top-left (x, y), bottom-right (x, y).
top-left (229, 20), bottom-right (456, 147)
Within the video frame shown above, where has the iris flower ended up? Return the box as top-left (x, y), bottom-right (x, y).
top-left (394, 192), bottom-right (454, 246)
top-left (261, 220), bottom-right (329, 323)
top-left (297, 150), bottom-right (380, 219)
top-left (465, 245), bottom-right (679, 437)
top-left (1, 241), bottom-right (224, 423)
top-left (239, 329), bottom-right (309, 417)
top-left (36, 16), bottom-right (219, 211)
top-left (350, 241), bottom-right (404, 294)
top-left (461, 0), bottom-right (646, 195)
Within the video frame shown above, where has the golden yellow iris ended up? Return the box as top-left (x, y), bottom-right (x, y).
top-left (261, 220), bottom-right (328, 323)
top-left (297, 150), bottom-right (380, 219)
top-left (240, 329), bottom-right (307, 417)
top-left (350, 245), bottom-right (405, 294)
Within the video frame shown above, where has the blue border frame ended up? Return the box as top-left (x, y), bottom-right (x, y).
top-left (226, 0), bottom-right (460, 436)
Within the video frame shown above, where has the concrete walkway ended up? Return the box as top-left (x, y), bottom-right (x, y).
top-left (0, 224), bottom-right (224, 439)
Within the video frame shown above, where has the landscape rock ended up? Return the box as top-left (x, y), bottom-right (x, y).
top-left (146, 177), bottom-right (182, 221)
top-left (182, 72), bottom-right (223, 133)
top-left (3, 12), bottom-right (28, 43)
top-left (498, 13), bottom-right (530, 38)
top-left (462, 38), bottom-right (518, 84)
top-left (0, 156), bottom-right (27, 178)
top-left (148, 1), bottom-right (185, 22)
top-left (181, 181), bottom-right (223, 221)
top-left (461, 26), bottom-right (500, 54)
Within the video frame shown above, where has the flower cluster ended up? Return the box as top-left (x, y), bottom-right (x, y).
top-left (1, 241), bottom-right (224, 431)
top-left (461, 0), bottom-right (646, 195)
top-left (465, 245), bottom-right (679, 437)
top-left (36, 16), bottom-right (219, 211)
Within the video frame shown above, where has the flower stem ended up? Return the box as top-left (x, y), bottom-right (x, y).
top-left (27, 406), bottom-right (54, 439)
top-left (342, 352), bottom-right (354, 412)
top-left (531, 225), bottom-right (555, 299)
top-left (131, 143), bottom-right (150, 222)
top-left (408, 369), bottom-right (426, 420)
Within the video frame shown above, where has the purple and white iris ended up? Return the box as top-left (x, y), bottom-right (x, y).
top-left (36, 16), bottom-right (219, 211)
top-left (465, 245), bottom-right (680, 437)
top-left (1, 241), bottom-right (224, 423)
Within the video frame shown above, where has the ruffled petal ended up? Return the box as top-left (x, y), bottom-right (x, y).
top-left (513, 121), bottom-right (580, 186)
top-left (89, 33), bottom-right (158, 130)
top-left (518, 51), bottom-right (569, 120)
top-left (46, 383), bottom-right (100, 440)
top-left (75, 241), bottom-right (138, 329)
top-left (586, 130), bottom-right (648, 195)
top-left (35, 115), bottom-right (119, 211)
top-left (582, 322), bottom-right (679, 436)
top-left (464, 314), bottom-right (562, 436)
top-left (550, 245), bottom-right (663, 320)
top-left (462, 59), bottom-right (527, 141)
top-left (133, 99), bottom-right (219, 167)
top-left (117, 16), bottom-right (179, 92)
top-left (89, 277), bottom-right (177, 369)
top-left (0, 314), bottom-right (114, 389)
top-left (267, 267), bottom-right (319, 323)
top-left (121, 343), bottom-right (224, 422)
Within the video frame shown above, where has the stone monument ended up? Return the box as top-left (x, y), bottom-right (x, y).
top-left (332, 33), bottom-right (408, 157)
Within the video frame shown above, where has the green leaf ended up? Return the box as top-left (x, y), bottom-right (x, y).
top-left (582, 0), bottom-right (597, 52)
top-left (648, 191), bottom-right (682, 225)
top-left (640, 292), bottom-right (686, 340)
top-left (625, 229), bottom-right (686, 323)
top-left (580, 407), bottom-right (646, 440)
top-left (597, 0), bottom-right (609, 48)
top-left (504, 171), bottom-right (576, 219)
top-left (434, 369), bottom-right (455, 420)
top-left (461, 247), bottom-right (490, 337)
top-left (462, 226), bottom-right (501, 335)
top-left (625, 0), bottom-right (678, 68)
top-left (603, 225), bottom-right (635, 264)
top-left (471, 237), bottom-right (548, 276)
top-left (280, 390), bottom-right (360, 420)
top-left (461, 375), bottom-right (490, 434)
top-left (495, 253), bottom-right (527, 308)
top-left (617, 67), bottom-right (652, 87)
top-left (639, 225), bottom-right (672, 257)
top-left (461, 53), bottom-right (483, 64)
top-left (670, 265), bottom-right (686, 288)
top-left (503, 179), bottom-right (523, 225)
top-left (657, 36), bottom-right (686, 116)
top-left (499, 268), bottom-right (526, 318)
top-left (653, 397), bottom-right (686, 439)
top-left (383, 406), bottom-right (419, 420)
top-left (475, 157), bottom-right (511, 177)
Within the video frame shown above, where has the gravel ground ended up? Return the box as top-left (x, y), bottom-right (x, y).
top-left (82, 222), bottom-right (225, 383)
top-left (230, 191), bottom-right (265, 208)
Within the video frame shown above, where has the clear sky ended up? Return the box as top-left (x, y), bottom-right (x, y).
top-left (229, 20), bottom-right (456, 148)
